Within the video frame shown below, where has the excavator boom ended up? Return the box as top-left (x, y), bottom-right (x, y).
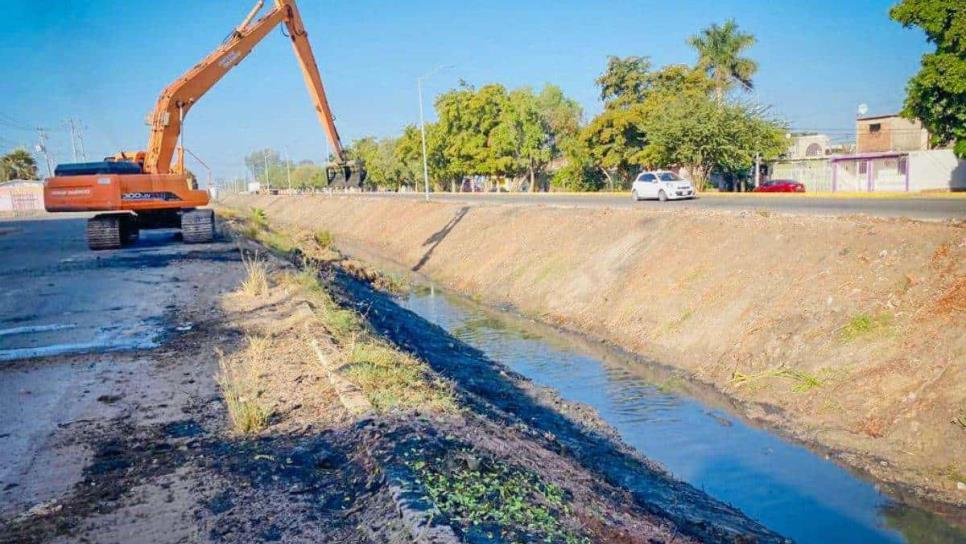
top-left (144, 0), bottom-right (352, 176)
top-left (44, 0), bottom-right (362, 251)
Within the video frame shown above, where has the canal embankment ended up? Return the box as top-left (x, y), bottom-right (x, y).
top-left (221, 193), bottom-right (966, 510)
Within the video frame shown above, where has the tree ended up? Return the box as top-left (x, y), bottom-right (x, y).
top-left (582, 56), bottom-right (658, 188)
top-left (243, 149), bottom-right (289, 189)
top-left (581, 106), bottom-right (649, 188)
top-left (0, 149), bottom-right (39, 181)
top-left (552, 137), bottom-right (605, 192)
top-left (596, 56), bottom-right (652, 109)
top-left (394, 124), bottom-right (432, 190)
top-left (641, 93), bottom-right (786, 189)
top-left (688, 20), bottom-right (758, 103)
top-left (536, 84), bottom-right (582, 140)
top-left (890, 0), bottom-right (966, 157)
top-left (290, 163), bottom-right (327, 190)
top-left (491, 87), bottom-right (550, 191)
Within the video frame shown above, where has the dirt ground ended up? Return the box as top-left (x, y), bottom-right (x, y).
top-left (0, 216), bottom-right (785, 543)
top-left (223, 193), bottom-right (966, 509)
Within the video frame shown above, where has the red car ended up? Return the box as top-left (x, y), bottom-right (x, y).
top-left (755, 179), bottom-right (805, 192)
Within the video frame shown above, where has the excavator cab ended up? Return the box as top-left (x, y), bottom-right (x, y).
top-left (326, 159), bottom-right (366, 188)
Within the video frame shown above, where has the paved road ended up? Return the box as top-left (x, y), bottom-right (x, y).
top-left (0, 214), bottom-right (240, 516)
top-left (348, 192), bottom-right (966, 220)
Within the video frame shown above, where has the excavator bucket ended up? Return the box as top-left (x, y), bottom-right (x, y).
top-left (326, 160), bottom-right (366, 188)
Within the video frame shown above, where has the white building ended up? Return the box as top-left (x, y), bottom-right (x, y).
top-left (0, 180), bottom-right (44, 214)
top-left (831, 149), bottom-right (965, 192)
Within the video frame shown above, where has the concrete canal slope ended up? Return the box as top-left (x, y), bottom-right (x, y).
top-left (224, 193), bottom-right (966, 509)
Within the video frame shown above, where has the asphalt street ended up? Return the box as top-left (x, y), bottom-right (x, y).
top-left (346, 191), bottom-right (966, 220)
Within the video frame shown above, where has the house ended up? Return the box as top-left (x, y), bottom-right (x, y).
top-left (766, 114), bottom-right (964, 192)
top-left (856, 114), bottom-right (929, 153)
top-left (767, 134), bottom-right (835, 191)
top-left (787, 134), bottom-right (832, 158)
top-left (831, 150), bottom-right (965, 192)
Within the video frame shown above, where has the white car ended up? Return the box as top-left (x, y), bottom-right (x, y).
top-left (631, 171), bottom-right (696, 201)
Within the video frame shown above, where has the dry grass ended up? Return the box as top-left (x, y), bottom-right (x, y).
top-left (732, 366), bottom-right (823, 393)
top-left (240, 251), bottom-right (269, 297)
top-left (217, 337), bottom-right (272, 435)
top-left (285, 268), bottom-right (454, 413)
top-left (228, 212), bottom-right (454, 416)
top-left (344, 340), bottom-right (455, 412)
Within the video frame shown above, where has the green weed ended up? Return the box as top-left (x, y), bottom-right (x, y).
top-left (408, 452), bottom-right (588, 543)
top-left (249, 207), bottom-right (268, 229)
top-left (841, 312), bottom-right (893, 341)
top-left (314, 229), bottom-right (334, 249)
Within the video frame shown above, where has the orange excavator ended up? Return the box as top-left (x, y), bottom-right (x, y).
top-left (44, 0), bottom-right (364, 250)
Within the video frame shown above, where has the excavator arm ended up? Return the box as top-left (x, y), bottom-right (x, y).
top-left (143, 0), bottom-right (360, 185)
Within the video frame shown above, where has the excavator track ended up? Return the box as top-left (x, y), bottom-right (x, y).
top-left (181, 209), bottom-right (215, 244)
top-left (86, 215), bottom-right (123, 250)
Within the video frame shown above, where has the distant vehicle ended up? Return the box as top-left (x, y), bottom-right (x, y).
top-left (755, 179), bottom-right (805, 193)
top-left (631, 171), bottom-right (696, 201)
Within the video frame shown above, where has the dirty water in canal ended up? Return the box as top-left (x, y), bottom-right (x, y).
top-left (396, 285), bottom-right (965, 544)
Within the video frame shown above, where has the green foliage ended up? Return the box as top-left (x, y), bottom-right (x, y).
top-left (248, 207), bottom-right (268, 229)
top-left (244, 148), bottom-right (290, 189)
top-left (349, 134), bottom-right (424, 191)
top-left (581, 105), bottom-right (649, 188)
top-left (0, 148), bottom-right (39, 181)
top-left (536, 84), bottom-right (583, 142)
top-left (890, 0), bottom-right (966, 156)
top-left (408, 452), bottom-right (588, 543)
top-left (580, 59), bottom-right (779, 189)
top-left (688, 19), bottom-right (758, 102)
top-left (596, 55), bottom-right (652, 108)
top-left (314, 229), bottom-right (334, 249)
top-left (552, 137), bottom-right (605, 191)
top-left (290, 163), bottom-right (327, 190)
top-left (841, 312), bottom-right (893, 341)
top-left (342, 82), bottom-right (581, 192)
top-left (642, 93), bottom-right (787, 187)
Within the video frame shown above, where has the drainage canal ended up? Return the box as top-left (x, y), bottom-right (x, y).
top-left (397, 285), bottom-right (964, 544)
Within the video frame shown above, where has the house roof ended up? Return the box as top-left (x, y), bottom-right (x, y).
top-left (829, 151), bottom-right (907, 162)
top-left (856, 113), bottom-right (900, 122)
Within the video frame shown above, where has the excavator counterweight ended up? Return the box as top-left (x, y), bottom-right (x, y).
top-left (44, 0), bottom-right (363, 250)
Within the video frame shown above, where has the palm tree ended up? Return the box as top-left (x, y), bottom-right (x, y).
top-left (689, 20), bottom-right (758, 103)
top-left (0, 149), bottom-right (39, 181)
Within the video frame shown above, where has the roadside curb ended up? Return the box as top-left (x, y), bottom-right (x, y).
top-left (304, 322), bottom-right (372, 416)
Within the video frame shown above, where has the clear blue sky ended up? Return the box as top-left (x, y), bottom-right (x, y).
top-left (0, 0), bottom-right (928, 180)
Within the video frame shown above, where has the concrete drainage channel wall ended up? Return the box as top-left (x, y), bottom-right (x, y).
top-left (221, 194), bottom-right (966, 511)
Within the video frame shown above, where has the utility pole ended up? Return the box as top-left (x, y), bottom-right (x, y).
top-left (263, 150), bottom-right (270, 191)
top-left (754, 153), bottom-right (761, 189)
top-left (76, 121), bottom-right (87, 160)
top-left (284, 148), bottom-right (291, 191)
top-left (35, 129), bottom-right (53, 177)
top-left (417, 65), bottom-right (454, 201)
top-left (65, 119), bottom-right (78, 162)
top-left (418, 79), bottom-right (429, 201)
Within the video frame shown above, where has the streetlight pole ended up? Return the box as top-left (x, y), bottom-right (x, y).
top-left (417, 65), bottom-right (453, 202)
top-left (418, 79), bottom-right (430, 201)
